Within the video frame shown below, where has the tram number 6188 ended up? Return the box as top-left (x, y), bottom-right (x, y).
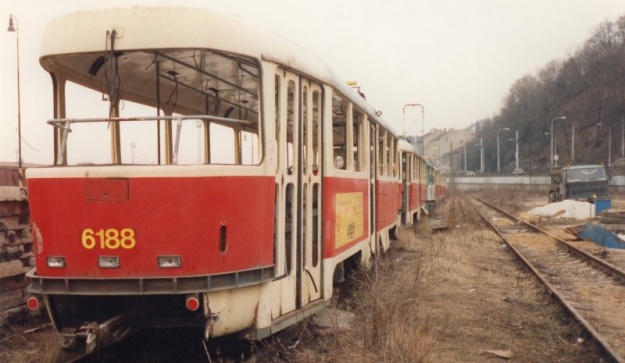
top-left (81, 228), bottom-right (137, 250)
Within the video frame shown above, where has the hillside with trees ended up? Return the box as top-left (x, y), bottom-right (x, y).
top-left (465, 15), bottom-right (625, 175)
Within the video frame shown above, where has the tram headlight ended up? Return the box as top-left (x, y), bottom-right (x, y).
top-left (98, 256), bottom-right (120, 268)
top-left (158, 255), bottom-right (182, 268)
top-left (46, 256), bottom-right (66, 268)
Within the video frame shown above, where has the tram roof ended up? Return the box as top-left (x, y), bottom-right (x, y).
top-left (398, 139), bottom-right (420, 155)
top-left (40, 6), bottom-right (397, 135)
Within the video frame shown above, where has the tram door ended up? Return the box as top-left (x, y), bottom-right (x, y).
top-left (297, 79), bottom-right (323, 307)
top-left (369, 122), bottom-right (377, 255)
top-left (273, 69), bottom-right (322, 320)
top-left (401, 152), bottom-right (411, 225)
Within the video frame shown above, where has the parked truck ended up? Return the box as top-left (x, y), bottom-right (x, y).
top-left (548, 164), bottom-right (610, 206)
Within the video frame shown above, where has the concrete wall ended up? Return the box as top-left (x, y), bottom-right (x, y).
top-left (454, 175), bottom-right (625, 186)
top-left (454, 176), bottom-right (550, 185)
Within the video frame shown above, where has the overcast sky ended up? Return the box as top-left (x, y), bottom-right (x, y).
top-left (1, 0), bottom-right (624, 164)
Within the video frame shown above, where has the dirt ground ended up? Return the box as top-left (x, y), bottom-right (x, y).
top-left (0, 186), bottom-right (617, 362)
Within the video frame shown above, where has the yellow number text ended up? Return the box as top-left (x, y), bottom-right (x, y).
top-left (81, 228), bottom-right (136, 250)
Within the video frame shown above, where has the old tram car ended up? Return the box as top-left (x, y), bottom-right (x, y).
top-left (24, 7), bottom-right (445, 348)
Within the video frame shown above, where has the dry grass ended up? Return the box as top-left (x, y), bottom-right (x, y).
top-left (289, 189), bottom-right (605, 362)
top-left (0, 325), bottom-right (62, 363)
top-left (289, 251), bottom-right (437, 363)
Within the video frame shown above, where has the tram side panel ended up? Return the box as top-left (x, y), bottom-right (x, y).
top-left (399, 152), bottom-right (420, 226)
top-left (409, 173), bottom-right (420, 221)
top-left (419, 158), bottom-right (428, 210)
top-left (409, 154), bottom-right (422, 222)
top-left (376, 177), bottom-right (399, 248)
top-left (323, 177), bottom-right (369, 260)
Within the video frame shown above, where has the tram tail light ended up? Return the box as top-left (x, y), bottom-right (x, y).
top-left (26, 297), bottom-right (40, 311)
top-left (185, 294), bottom-right (200, 312)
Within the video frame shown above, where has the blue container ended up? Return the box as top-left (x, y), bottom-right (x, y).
top-left (595, 199), bottom-right (611, 214)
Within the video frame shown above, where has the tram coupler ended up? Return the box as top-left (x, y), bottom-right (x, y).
top-left (61, 322), bottom-right (99, 353)
top-left (61, 312), bottom-right (139, 354)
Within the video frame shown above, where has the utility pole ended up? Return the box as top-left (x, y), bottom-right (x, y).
top-left (464, 143), bottom-right (467, 172)
top-left (571, 125), bottom-right (575, 163)
top-left (550, 116), bottom-right (566, 166)
top-left (480, 138), bottom-right (484, 174)
top-left (609, 126), bottom-right (612, 167)
top-left (514, 130), bottom-right (519, 171)
top-left (621, 119), bottom-right (625, 158)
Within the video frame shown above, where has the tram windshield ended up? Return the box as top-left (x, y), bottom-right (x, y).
top-left (43, 49), bottom-right (261, 166)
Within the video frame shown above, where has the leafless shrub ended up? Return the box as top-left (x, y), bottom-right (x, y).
top-left (287, 229), bottom-right (438, 363)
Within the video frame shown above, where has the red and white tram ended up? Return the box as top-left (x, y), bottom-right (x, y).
top-left (24, 7), bottom-right (445, 348)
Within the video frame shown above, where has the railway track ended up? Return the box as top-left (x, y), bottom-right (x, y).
top-left (473, 198), bottom-right (625, 363)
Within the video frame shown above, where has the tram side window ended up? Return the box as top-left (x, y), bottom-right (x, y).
top-left (390, 137), bottom-right (398, 177)
top-left (312, 90), bottom-right (320, 175)
top-left (240, 130), bottom-right (259, 165)
top-left (275, 75), bottom-right (281, 173)
top-left (378, 128), bottom-right (386, 176)
top-left (302, 86), bottom-right (308, 175)
top-left (209, 123), bottom-right (235, 164)
top-left (332, 93), bottom-right (348, 170)
top-left (169, 115), bottom-right (206, 165)
top-left (287, 80), bottom-right (296, 174)
top-left (402, 154), bottom-right (408, 182)
top-left (385, 132), bottom-right (394, 177)
top-left (352, 108), bottom-right (363, 172)
top-left (369, 124), bottom-right (376, 175)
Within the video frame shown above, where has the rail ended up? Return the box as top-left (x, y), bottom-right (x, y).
top-left (474, 197), bottom-right (625, 363)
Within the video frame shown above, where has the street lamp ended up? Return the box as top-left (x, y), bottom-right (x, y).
top-left (463, 142), bottom-right (467, 172)
top-left (497, 128), bottom-right (510, 173)
top-left (550, 116), bottom-right (566, 166)
top-left (621, 119), bottom-right (624, 158)
top-left (570, 125), bottom-right (575, 163)
top-left (508, 130), bottom-right (520, 172)
top-left (7, 15), bottom-right (22, 178)
top-left (609, 126), bottom-right (612, 167)
top-left (475, 138), bottom-right (484, 174)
